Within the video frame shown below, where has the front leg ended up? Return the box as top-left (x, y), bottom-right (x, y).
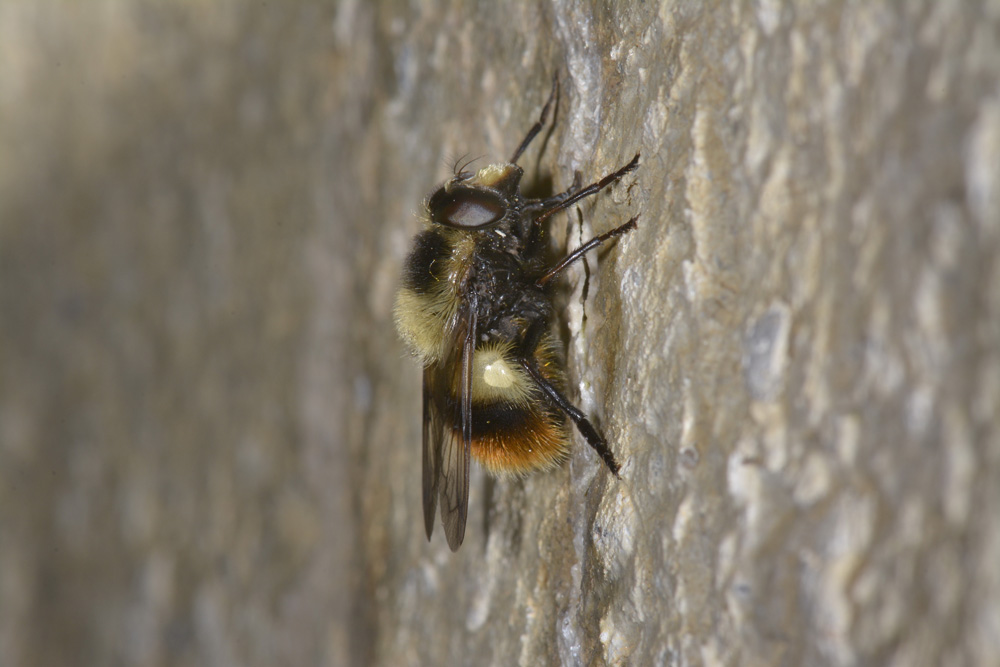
top-left (530, 153), bottom-right (640, 235)
top-left (523, 171), bottom-right (583, 216)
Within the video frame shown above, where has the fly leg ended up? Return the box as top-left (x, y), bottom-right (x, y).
top-left (517, 318), bottom-right (621, 477)
top-left (536, 215), bottom-right (638, 288)
top-left (520, 358), bottom-right (621, 477)
top-left (523, 171), bottom-right (583, 216)
top-left (510, 74), bottom-right (559, 164)
top-left (530, 153), bottom-right (640, 237)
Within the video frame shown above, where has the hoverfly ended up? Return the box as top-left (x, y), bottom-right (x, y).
top-left (395, 77), bottom-right (639, 550)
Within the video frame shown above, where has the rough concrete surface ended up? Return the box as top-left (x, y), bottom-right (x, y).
top-left (1, 1), bottom-right (998, 666)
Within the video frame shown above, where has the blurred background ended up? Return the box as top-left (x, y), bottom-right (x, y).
top-left (1, 2), bottom-right (998, 666)
top-left (0, 3), bottom-right (387, 664)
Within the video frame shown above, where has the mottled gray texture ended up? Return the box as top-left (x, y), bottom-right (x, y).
top-left (1, 1), bottom-right (998, 666)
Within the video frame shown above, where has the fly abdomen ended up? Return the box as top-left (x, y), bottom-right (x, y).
top-left (401, 229), bottom-right (451, 294)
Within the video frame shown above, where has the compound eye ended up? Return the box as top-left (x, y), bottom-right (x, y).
top-left (429, 188), bottom-right (505, 229)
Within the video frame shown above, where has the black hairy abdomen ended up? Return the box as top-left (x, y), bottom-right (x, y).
top-left (444, 395), bottom-right (564, 437)
top-left (402, 230), bottom-right (451, 294)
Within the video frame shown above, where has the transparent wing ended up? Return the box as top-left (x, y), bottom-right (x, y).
top-left (421, 369), bottom-right (438, 540)
top-left (441, 304), bottom-right (475, 551)
top-left (422, 302), bottom-right (476, 551)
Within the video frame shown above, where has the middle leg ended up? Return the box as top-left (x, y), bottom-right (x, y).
top-left (536, 215), bottom-right (638, 288)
